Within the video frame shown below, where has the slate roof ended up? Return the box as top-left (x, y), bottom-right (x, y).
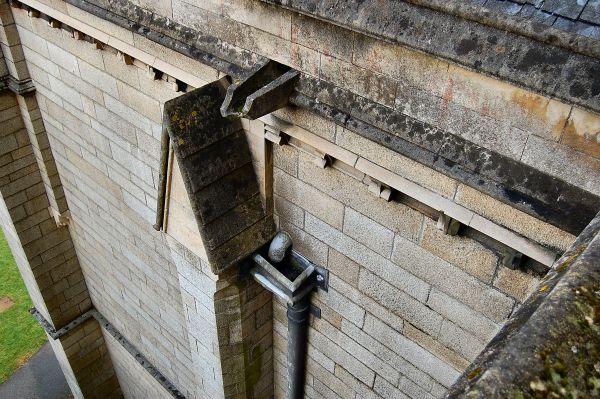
top-left (478, 0), bottom-right (600, 40)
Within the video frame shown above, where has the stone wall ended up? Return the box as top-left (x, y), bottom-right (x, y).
top-left (0, 86), bottom-right (120, 397)
top-left (256, 121), bottom-right (547, 398)
top-left (1, 0), bottom-right (598, 398)
top-left (8, 7), bottom-right (203, 397)
top-left (7, 4), bottom-right (277, 397)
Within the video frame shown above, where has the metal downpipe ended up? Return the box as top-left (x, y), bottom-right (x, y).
top-left (286, 295), bottom-right (310, 399)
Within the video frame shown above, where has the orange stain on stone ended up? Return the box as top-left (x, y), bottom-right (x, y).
top-left (438, 79), bottom-right (454, 129)
top-left (511, 91), bottom-right (567, 140)
top-left (561, 108), bottom-right (600, 158)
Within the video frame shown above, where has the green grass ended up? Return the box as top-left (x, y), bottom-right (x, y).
top-left (0, 228), bottom-right (47, 383)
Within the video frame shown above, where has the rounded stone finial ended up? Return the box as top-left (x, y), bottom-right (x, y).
top-left (267, 231), bottom-right (293, 263)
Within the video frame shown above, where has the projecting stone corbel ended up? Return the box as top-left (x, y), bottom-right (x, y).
top-left (437, 212), bottom-right (461, 236)
top-left (264, 124), bottom-right (289, 145)
top-left (502, 249), bottom-right (523, 270)
top-left (220, 60), bottom-right (299, 120)
top-left (118, 51), bottom-right (133, 65)
top-left (72, 30), bottom-right (85, 40)
top-left (147, 66), bottom-right (159, 80)
top-left (93, 39), bottom-right (104, 50)
top-left (364, 176), bottom-right (392, 201)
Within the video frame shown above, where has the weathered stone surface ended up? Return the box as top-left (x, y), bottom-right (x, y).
top-left (221, 60), bottom-right (297, 119)
top-left (200, 194), bottom-right (266, 250)
top-left (427, 289), bottom-right (500, 343)
top-left (183, 132), bottom-right (252, 193)
top-left (521, 135), bottom-right (600, 196)
top-left (561, 106), bottom-right (600, 158)
top-left (291, 13), bottom-right (353, 62)
top-left (493, 267), bottom-right (540, 302)
top-left (327, 248), bottom-right (359, 287)
top-left (165, 79), bottom-right (241, 159)
top-left (364, 314), bottom-right (460, 387)
top-left (335, 128), bottom-right (457, 199)
top-left (455, 184), bottom-right (576, 251)
top-left (392, 234), bottom-right (515, 323)
top-left (305, 212), bottom-right (431, 303)
top-left (223, 0), bottom-right (292, 41)
top-left (582, 1), bottom-right (600, 25)
top-left (195, 163), bottom-right (260, 225)
top-left (292, 80), bottom-right (600, 235)
top-left (274, 168), bottom-right (344, 230)
top-left (420, 220), bottom-right (499, 283)
top-left (273, 194), bottom-right (304, 228)
top-left (296, 151), bottom-right (424, 241)
top-left (60, 0), bottom-right (600, 236)
top-left (164, 77), bottom-right (274, 272)
top-left (343, 207), bottom-right (394, 258)
top-left (542, 0), bottom-right (585, 19)
top-left (260, 0), bottom-right (600, 113)
top-left (447, 212), bottom-right (600, 398)
top-left (403, 323), bottom-right (470, 372)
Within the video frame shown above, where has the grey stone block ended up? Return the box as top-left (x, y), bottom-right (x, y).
top-left (195, 162), bottom-right (260, 225)
top-left (305, 212), bottom-right (431, 303)
top-left (542, 0), bottom-right (586, 19)
top-left (427, 289), bottom-right (500, 342)
top-left (343, 207), bottom-right (394, 258)
top-left (581, 0), bottom-right (600, 25)
top-left (392, 234), bottom-right (515, 323)
top-left (363, 314), bottom-right (460, 387)
top-left (358, 269), bottom-right (442, 336)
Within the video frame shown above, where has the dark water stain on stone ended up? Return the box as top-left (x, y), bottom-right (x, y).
top-left (455, 38), bottom-right (478, 55)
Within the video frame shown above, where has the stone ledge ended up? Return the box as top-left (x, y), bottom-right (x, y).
top-left (0, 75), bottom-right (35, 95)
top-left (447, 210), bottom-right (600, 398)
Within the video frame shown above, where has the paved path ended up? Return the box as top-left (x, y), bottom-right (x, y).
top-left (0, 343), bottom-right (72, 399)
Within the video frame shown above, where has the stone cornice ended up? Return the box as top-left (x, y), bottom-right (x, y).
top-left (16, 0), bottom-right (600, 235)
top-left (260, 0), bottom-right (600, 114)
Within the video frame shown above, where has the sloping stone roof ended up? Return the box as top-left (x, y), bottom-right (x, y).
top-left (260, 0), bottom-right (600, 114)
top-left (447, 210), bottom-right (600, 398)
top-left (163, 77), bottom-right (275, 273)
top-left (481, 0), bottom-right (600, 40)
top-left (409, 0), bottom-right (600, 50)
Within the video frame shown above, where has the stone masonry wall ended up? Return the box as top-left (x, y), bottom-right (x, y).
top-left (256, 119), bottom-right (559, 398)
top-left (9, 7), bottom-right (215, 397)
top-left (142, 0), bottom-right (599, 198)
top-left (0, 86), bottom-right (120, 397)
top-left (5, 0), bottom-right (599, 398)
